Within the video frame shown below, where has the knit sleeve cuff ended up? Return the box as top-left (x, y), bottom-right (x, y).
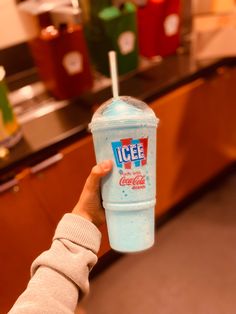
top-left (53, 213), bottom-right (102, 254)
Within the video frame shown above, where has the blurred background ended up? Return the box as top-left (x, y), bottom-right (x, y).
top-left (1, 1), bottom-right (236, 313)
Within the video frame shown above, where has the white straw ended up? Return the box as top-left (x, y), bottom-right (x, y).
top-left (108, 51), bottom-right (119, 98)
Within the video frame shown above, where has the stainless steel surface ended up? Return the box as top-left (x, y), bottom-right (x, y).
top-left (9, 82), bottom-right (70, 124)
top-left (30, 153), bottom-right (63, 174)
top-left (8, 82), bottom-right (46, 104)
top-left (0, 178), bottom-right (19, 194)
top-left (8, 58), bottom-right (161, 125)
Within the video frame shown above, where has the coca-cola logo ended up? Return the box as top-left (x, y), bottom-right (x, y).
top-left (119, 174), bottom-right (146, 190)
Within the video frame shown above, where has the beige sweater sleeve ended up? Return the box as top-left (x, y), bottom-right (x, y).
top-left (8, 214), bottom-right (102, 314)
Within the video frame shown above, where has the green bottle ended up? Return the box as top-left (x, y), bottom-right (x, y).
top-left (82, 0), bottom-right (112, 72)
top-left (84, 2), bottom-right (138, 76)
top-left (0, 67), bottom-right (21, 148)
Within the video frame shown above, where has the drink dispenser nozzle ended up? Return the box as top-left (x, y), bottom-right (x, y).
top-left (18, 0), bottom-right (73, 15)
top-left (51, 0), bottom-right (82, 26)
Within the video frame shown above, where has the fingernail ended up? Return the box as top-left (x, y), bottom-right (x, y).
top-left (100, 160), bottom-right (112, 171)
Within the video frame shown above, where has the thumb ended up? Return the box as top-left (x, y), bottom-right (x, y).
top-left (84, 160), bottom-right (113, 191)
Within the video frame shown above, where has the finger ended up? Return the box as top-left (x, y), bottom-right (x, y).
top-left (85, 160), bottom-right (113, 191)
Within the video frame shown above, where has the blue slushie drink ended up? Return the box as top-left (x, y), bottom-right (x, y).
top-left (90, 96), bottom-right (158, 252)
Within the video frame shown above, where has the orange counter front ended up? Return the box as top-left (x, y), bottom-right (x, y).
top-left (152, 66), bottom-right (236, 216)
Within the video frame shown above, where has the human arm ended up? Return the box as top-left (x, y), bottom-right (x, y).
top-left (8, 160), bottom-right (113, 314)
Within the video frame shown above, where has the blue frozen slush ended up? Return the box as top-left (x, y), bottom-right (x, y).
top-left (90, 96), bottom-right (158, 252)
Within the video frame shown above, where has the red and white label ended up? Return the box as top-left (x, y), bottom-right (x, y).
top-left (119, 171), bottom-right (146, 190)
top-left (62, 51), bottom-right (83, 75)
top-left (164, 14), bottom-right (179, 36)
top-left (118, 31), bottom-right (135, 55)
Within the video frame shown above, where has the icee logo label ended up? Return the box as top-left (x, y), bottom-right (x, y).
top-left (111, 137), bottom-right (148, 169)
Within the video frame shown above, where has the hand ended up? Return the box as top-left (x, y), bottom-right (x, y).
top-left (72, 160), bottom-right (113, 227)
